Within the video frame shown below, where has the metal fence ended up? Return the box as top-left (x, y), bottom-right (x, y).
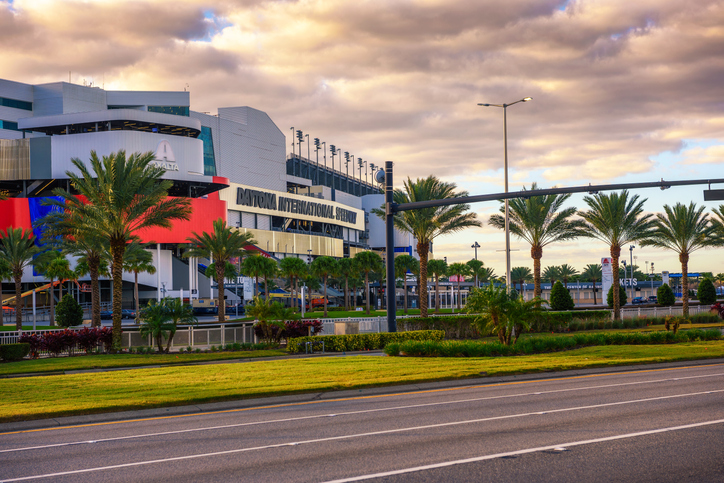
top-left (619, 305), bottom-right (712, 320)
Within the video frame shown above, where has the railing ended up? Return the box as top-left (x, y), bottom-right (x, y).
top-left (619, 305), bottom-right (711, 319)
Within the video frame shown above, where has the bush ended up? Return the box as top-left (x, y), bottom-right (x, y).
top-left (550, 281), bottom-right (575, 311)
top-left (607, 285), bottom-right (628, 308)
top-left (287, 330), bottom-right (445, 354)
top-left (285, 319), bottom-right (324, 339)
top-left (657, 284), bottom-right (675, 306)
top-left (0, 343), bottom-right (30, 361)
top-left (697, 279), bottom-right (717, 305)
top-left (398, 316), bottom-right (479, 340)
top-left (55, 294), bottom-right (84, 327)
top-left (18, 333), bottom-right (42, 358)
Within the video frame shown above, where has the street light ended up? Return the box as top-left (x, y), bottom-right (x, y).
top-left (471, 241), bottom-right (480, 260)
top-left (290, 127), bottom-right (295, 156)
top-left (629, 245), bottom-right (635, 301)
top-left (478, 97), bottom-right (531, 292)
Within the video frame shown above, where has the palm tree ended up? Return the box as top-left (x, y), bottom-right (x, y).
top-left (259, 256), bottom-right (278, 304)
top-left (242, 254), bottom-right (267, 299)
top-left (337, 258), bottom-right (356, 311)
top-left (37, 250), bottom-right (74, 326)
top-left (479, 266), bottom-right (496, 285)
top-left (373, 176), bottom-right (481, 317)
top-left (427, 258), bottom-right (447, 313)
top-left (394, 254), bottom-right (419, 314)
top-left (466, 259), bottom-right (484, 289)
top-left (579, 191), bottom-right (655, 320)
top-left (510, 266), bottom-right (533, 295)
top-left (489, 183), bottom-right (587, 300)
top-left (123, 242), bottom-right (156, 324)
top-left (640, 202), bottom-right (715, 317)
top-left (311, 256), bottom-right (339, 317)
top-left (354, 251), bottom-right (384, 315)
top-left (48, 150), bottom-right (192, 350)
top-left (580, 264), bottom-right (602, 305)
top-left (160, 297), bottom-right (197, 352)
top-left (185, 218), bottom-right (257, 324)
top-left (448, 262), bottom-right (470, 309)
top-left (73, 255), bottom-right (110, 327)
top-left (0, 228), bottom-right (44, 330)
top-left (279, 257), bottom-right (308, 311)
top-left (558, 264), bottom-right (578, 287)
top-left (543, 265), bottom-right (561, 285)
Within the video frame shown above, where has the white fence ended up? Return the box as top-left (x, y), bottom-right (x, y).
top-left (619, 305), bottom-right (712, 320)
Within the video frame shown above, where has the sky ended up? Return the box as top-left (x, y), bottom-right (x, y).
top-left (1, 0), bottom-right (723, 278)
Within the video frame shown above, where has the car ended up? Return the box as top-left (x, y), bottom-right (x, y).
top-left (631, 297), bottom-right (646, 304)
top-left (100, 310), bottom-right (113, 320)
top-left (121, 309), bottom-right (136, 319)
top-left (648, 295), bottom-right (658, 303)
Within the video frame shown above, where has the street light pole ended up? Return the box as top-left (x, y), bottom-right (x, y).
top-left (471, 241), bottom-right (480, 288)
top-left (629, 245), bottom-right (635, 301)
top-left (478, 97), bottom-right (531, 292)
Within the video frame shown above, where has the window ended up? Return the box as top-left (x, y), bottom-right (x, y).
top-left (148, 106), bottom-right (190, 116)
top-left (0, 120), bottom-right (19, 131)
top-left (198, 126), bottom-right (217, 176)
top-left (0, 97), bottom-right (32, 111)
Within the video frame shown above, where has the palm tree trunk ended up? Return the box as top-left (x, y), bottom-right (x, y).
top-left (134, 271), bottom-right (140, 324)
top-left (592, 279), bottom-right (597, 305)
top-left (681, 253), bottom-right (689, 318)
top-left (457, 279), bottom-right (462, 309)
top-left (435, 276), bottom-right (440, 314)
top-left (418, 241), bottom-right (429, 317)
top-left (292, 277), bottom-right (297, 311)
top-left (344, 277), bottom-right (349, 311)
top-left (611, 245), bottom-right (621, 321)
top-left (532, 245), bottom-right (542, 304)
top-left (323, 275), bottom-right (328, 318)
top-left (403, 276), bottom-right (408, 315)
top-left (365, 272), bottom-right (370, 315)
top-left (14, 270), bottom-right (22, 330)
top-left (90, 259), bottom-right (101, 327)
top-left (110, 239), bottom-right (125, 351)
top-left (49, 277), bottom-right (55, 326)
top-left (217, 264), bottom-right (226, 324)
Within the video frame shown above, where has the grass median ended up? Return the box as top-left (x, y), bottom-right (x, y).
top-left (2, 340), bottom-right (724, 423)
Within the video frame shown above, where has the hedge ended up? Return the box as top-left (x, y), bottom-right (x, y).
top-left (287, 330), bottom-right (445, 354)
top-left (384, 328), bottom-right (723, 357)
top-left (0, 343), bottom-right (31, 361)
top-left (397, 316), bottom-right (479, 339)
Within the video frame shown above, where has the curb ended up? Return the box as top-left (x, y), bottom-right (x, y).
top-left (3, 357), bottom-right (723, 433)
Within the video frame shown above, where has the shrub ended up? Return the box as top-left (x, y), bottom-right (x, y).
top-left (607, 285), bottom-right (628, 308)
top-left (18, 333), bottom-right (42, 358)
top-left (0, 343), bottom-right (30, 361)
top-left (697, 279), bottom-right (717, 305)
top-left (664, 316), bottom-right (683, 334)
top-left (398, 316), bottom-right (479, 340)
top-left (550, 282), bottom-right (575, 311)
top-left (285, 319), bottom-right (324, 339)
top-left (253, 320), bottom-right (286, 344)
top-left (55, 294), bottom-right (84, 327)
top-left (657, 284), bottom-right (675, 306)
top-left (287, 330), bottom-right (444, 354)
top-left (41, 329), bottom-right (77, 356)
top-left (75, 327), bottom-right (100, 354)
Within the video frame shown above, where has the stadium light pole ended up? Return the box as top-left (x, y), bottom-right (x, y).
top-left (477, 97), bottom-right (531, 292)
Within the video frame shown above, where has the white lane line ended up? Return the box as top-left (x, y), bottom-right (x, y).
top-left (3, 389), bottom-right (724, 482)
top-left (323, 418), bottom-right (724, 483)
top-left (4, 371), bottom-right (724, 454)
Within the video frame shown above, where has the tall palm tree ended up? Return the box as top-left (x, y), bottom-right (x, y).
top-left (580, 263), bottom-right (602, 305)
top-left (337, 257), bottom-right (356, 311)
top-left (0, 228), bottom-right (44, 330)
top-left (259, 256), bottom-right (278, 304)
top-left (185, 218), bottom-right (257, 324)
top-left (558, 264), bottom-right (578, 287)
top-left (510, 266), bottom-right (533, 295)
top-left (466, 259), bottom-right (484, 289)
top-left (479, 266), bottom-right (496, 285)
top-left (373, 176), bottom-right (481, 317)
top-left (279, 257), bottom-right (308, 311)
top-left (542, 265), bottom-right (561, 285)
top-left (640, 202), bottom-right (715, 317)
top-left (123, 242), bottom-right (156, 324)
top-left (489, 183), bottom-right (587, 300)
top-left (311, 256), bottom-right (339, 317)
top-left (354, 251), bottom-right (384, 315)
top-left (48, 150), bottom-right (192, 350)
top-left (579, 191), bottom-right (655, 320)
top-left (709, 205), bottom-right (724, 244)
top-left (395, 254), bottom-right (419, 314)
top-left (448, 262), bottom-right (470, 309)
top-left (73, 255), bottom-right (110, 327)
top-left (242, 255), bottom-right (266, 299)
top-left (427, 258), bottom-right (447, 313)
top-left (37, 250), bottom-right (74, 326)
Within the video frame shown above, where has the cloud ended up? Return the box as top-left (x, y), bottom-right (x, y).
top-left (682, 144), bottom-right (724, 165)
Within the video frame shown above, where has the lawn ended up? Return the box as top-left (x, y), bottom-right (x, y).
top-left (2, 341), bottom-right (724, 423)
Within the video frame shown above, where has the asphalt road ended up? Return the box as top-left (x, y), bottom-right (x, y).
top-left (2, 362), bottom-right (724, 482)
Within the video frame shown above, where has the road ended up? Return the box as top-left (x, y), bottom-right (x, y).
top-left (1, 362), bottom-right (723, 482)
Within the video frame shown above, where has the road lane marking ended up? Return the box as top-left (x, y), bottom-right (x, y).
top-left (2, 390), bottom-right (723, 481)
top-left (2, 362), bottom-right (723, 437)
top-left (3, 371), bottom-right (724, 453)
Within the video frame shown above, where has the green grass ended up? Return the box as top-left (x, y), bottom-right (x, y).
top-left (298, 308), bottom-right (460, 318)
top-left (1, 325), bottom-right (56, 331)
top-left (2, 341), bottom-right (724, 423)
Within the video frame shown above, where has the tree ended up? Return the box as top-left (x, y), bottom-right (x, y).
top-left (123, 242), bottom-right (156, 324)
top-left (607, 284), bottom-right (628, 308)
top-left (465, 283), bottom-right (542, 345)
top-left (558, 264), bottom-right (578, 287)
top-left (354, 251), bottom-right (384, 315)
top-left (160, 297), bottom-right (197, 352)
top-left (0, 228), bottom-right (44, 330)
top-left (394, 254), bottom-right (419, 314)
top-left (373, 176), bottom-right (481, 317)
top-left (186, 218), bottom-right (257, 324)
top-left (580, 264), bottom-right (602, 305)
top-left (311, 256), bottom-right (339, 317)
top-left (466, 259), bottom-right (484, 289)
top-left (579, 191), bottom-right (655, 321)
top-left (542, 265), bottom-right (561, 285)
top-left (259, 256), bottom-right (279, 304)
top-left (140, 299), bottom-right (176, 353)
top-left (489, 183), bottom-right (587, 300)
top-left (242, 254), bottom-right (265, 298)
top-left (37, 250), bottom-right (75, 326)
top-left (657, 284), bottom-right (675, 306)
top-left (279, 257), bottom-right (308, 312)
top-left (55, 294), bottom-right (84, 328)
top-left (448, 262), bottom-right (470, 309)
top-left (427, 258), bottom-right (447, 313)
top-left (510, 266), bottom-right (533, 295)
top-left (639, 202), bottom-right (715, 318)
top-left (697, 278), bottom-right (717, 305)
top-left (479, 266), bottom-right (496, 285)
top-left (337, 258), bottom-right (356, 311)
top-left (550, 281), bottom-right (575, 311)
top-left (48, 150), bottom-right (192, 350)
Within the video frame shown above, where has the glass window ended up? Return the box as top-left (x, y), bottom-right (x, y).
top-left (0, 120), bottom-right (19, 131)
top-left (147, 106), bottom-right (190, 116)
top-left (0, 97), bottom-right (32, 111)
top-left (198, 126), bottom-right (217, 176)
